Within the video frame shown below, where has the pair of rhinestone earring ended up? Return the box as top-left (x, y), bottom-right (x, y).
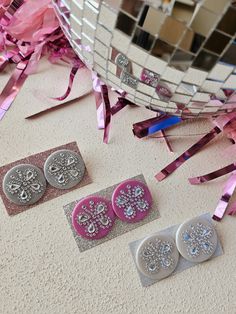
top-left (72, 179), bottom-right (153, 240)
top-left (3, 149), bottom-right (85, 206)
top-left (135, 217), bottom-right (218, 281)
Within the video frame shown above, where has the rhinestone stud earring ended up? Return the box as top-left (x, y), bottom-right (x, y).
top-left (44, 149), bottom-right (85, 190)
top-left (136, 234), bottom-right (179, 280)
top-left (72, 196), bottom-right (116, 240)
top-left (175, 217), bottom-right (218, 263)
top-left (111, 179), bottom-right (153, 223)
top-left (3, 164), bottom-right (46, 205)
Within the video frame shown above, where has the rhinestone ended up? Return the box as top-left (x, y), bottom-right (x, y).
top-left (112, 180), bottom-right (152, 222)
top-left (78, 214), bottom-right (90, 223)
top-left (183, 232), bottom-right (191, 242)
top-left (8, 183), bottom-right (21, 191)
top-left (177, 217), bottom-right (218, 263)
top-left (72, 196), bottom-right (115, 240)
top-left (160, 243), bottom-right (172, 254)
top-left (30, 183), bottom-right (41, 191)
top-left (87, 223), bottom-right (96, 234)
top-left (134, 186), bottom-right (143, 197)
top-left (115, 53), bottom-right (129, 68)
top-left (20, 190), bottom-right (28, 200)
top-left (3, 164), bottom-right (46, 205)
top-left (25, 170), bottom-right (34, 181)
top-left (99, 216), bottom-right (109, 226)
top-left (136, 234), bottom-right (179, 280)
top-left (57, 174), bottom-right (65, 183)
top-left (96, 203), bottom-right (106, 213)
top-left (148, 263), bottom-right (157, 272)
top-left (121, 72), bottom-right (138, 89)
top-left (125, 206), bottom-right (134, 217)
top-left (141, 69), bottom-right (159, 88)
top-left (161, 258), bottom-right (172, 268)
top-left (189, 246), bottom-right (199, 256)
top-left (44, 149), bottom-right (85, 190)
top-left (137, 200), bottom-right (147, 210)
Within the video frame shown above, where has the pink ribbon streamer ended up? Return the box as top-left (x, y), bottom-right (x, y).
top-left (110, 97), bottom-right (130, 115)
top-left (212, 172), bottom-right (236, 221)
top-left (160, 130), bottom-right (173, 153)
top-left (52, 66), bottom-right (79, 101)
top-left (189, 163), bottom-right (236, 185)
top-left (101, 84), bottom-right (111, 144)
top-left (92, 73), bottom-right (105, 129)
top-left (0, 60), bottom-right (28, 120)
top-left (155, 126), bottom-right (222, 181)
top-left (25, 90), bottom-right (92, 119)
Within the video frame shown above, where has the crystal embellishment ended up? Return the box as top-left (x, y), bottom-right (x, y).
top-left (136, 235), bottom-right (179, 280)
top-left (44, 149), bottom-right (85, 190)
top-left (121, 72), bottom-right (138, 89)
top-left (72, 196), bottom-right (115, 240)
top-left (141, 239), bottom-right (174, 273)
top-left (115, 53), bottom-right (129, 68)
top-left (182, 223), bottom-right (214, 258)
top-left (141, 69), bottom-right (159, 88)
top-left (3, 164), bottom-right (46, 205)
top-left (112, 179), bottom-right (152, 222)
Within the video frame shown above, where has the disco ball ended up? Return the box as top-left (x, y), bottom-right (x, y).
top-left (53, 0), bottom-right (236, 118)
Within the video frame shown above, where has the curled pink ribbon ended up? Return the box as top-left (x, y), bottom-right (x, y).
top-left (213, 172), bottom-right (236, 221)
top-left (155, 126), bottom-right (222, 181)
top-left (189, 163), bottom-right (236, 185)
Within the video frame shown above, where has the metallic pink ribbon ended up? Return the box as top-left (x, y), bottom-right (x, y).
top-left (160, 130), bottom-right (173, 153)
top-left (25, 90), bottom-right (92, 119)
top-left (0, 60), bottom-right (28, 120)
top-left (212, 172), bottom-right (236, 221)
top-left (189, 163), bottom-right (236, 185)
top-left (101, 85), bottom-right (111, 144)
top-left (188, 163), bottom-right (236, 220)
top-left (155, 126), bottom-right (222, 181)
top-left (92, 72), bottom-right (105, 130)
top-left (110, 97), bottom-right (130, 115)
top-left (53, 66), bottom-right (79, 101)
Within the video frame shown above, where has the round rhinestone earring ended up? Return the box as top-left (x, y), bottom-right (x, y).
top-left (72, 196), bottom-right (116, 240)
top-left (175, 217), bottom-right (218, 263)
top-left (111, 179), bottom-right (153, 223)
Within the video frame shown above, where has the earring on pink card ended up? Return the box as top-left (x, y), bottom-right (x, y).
top-left (72, 196), bottom-right (116, 240)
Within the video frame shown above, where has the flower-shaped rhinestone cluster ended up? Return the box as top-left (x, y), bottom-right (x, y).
top-left (6, 168), bottom-right (44, 203)
top-left (77, 201), bottom-right (113, 238)
top-left (182, 222), bottom-right (214, 258)
top-left (115, 184), bottom-right (150, 219)
top-left (47, 152), bottom-right (82, 186)
top-left (141, 239), bottom-right (175, 274)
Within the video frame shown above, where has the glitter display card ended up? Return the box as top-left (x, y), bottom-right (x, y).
top-left (0, 142), bottom-right (91, 216)
top-left (129, 213), bottom-right (223, 287)
top-left (64, 174), bottom-right (160, 252)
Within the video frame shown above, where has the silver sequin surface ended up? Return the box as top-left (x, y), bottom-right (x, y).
top-left (53, 0), bottom-right (236, 117)
top-left (44, 149), bottom-right (85, 190)
top-left (176, 217), bottom-right (218, 263)
top-left (136, 234), bottom-right (179, 280)
top-left (3, 164), bottom-right (46, 205)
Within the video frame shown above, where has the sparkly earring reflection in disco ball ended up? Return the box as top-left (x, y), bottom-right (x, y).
top-left (53, 0), bottom-right (236, 118)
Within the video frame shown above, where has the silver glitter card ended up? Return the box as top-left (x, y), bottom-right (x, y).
top-left (129, 213), bottom-right (223, 287)
top-left (63, 174), bottom-right (160, 252)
